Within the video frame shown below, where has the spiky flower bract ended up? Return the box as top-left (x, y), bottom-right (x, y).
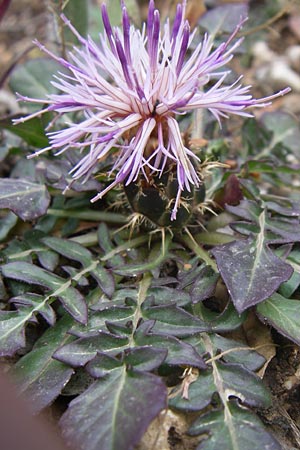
top-left (16, 0), bottom-right (290, 220)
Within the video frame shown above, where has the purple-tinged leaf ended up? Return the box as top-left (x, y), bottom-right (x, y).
top-left (60, 368), bottom-right (167, 450)
top-left (0, 311), bottom-right (27, 356)
top-left (123, 346), bottom-right (168, 371)
top-left (87, 347), bottom-right (168, 378)
top-left (226, 199), bottom-right (261, 222)
top-left (191, 266), bottom-right (219, 303)
top-left (212, 212), bottom-right (293, 313)
top-left (90, 265), bottom-right (115, 298)
top-left (187, 334), bottom-right (265, 372)
top-left (2, 261), bottom-right (88, 324)
top-left (86, 354), bottom-right (123, 378)
top-left (0, 179), bottom-right (50, 221)
top-left (148, 286), bottom-right (191, 307)
top-left (69, 306), bottom-right (134, 338)
top-left (265, 198), bottom-right (300, 217)
top-left (228, 199), bottom-right (300, 242)
top-left (135, 321), bottom-right (206, 369)
top-left (256, 293), bottom-right (300, 346)
top-left (42, 236), bottom-right (92, 266)
top-left (142, 304), bottom-right (209, 336)
top-left (170, 362), bottom-right (270, 412)
top-left (42, 237), bottom-right (115, 297)
top-left (58, 287), bottom-right (88, 325)
top-left (53, 332), bottom-right (129, 367)
top-left (189, 401), bottom-right (281, 450)
top-left (197, 303), bottom-right (247, 332)
top-left (12, 315), bottom-right (74, 413)
top-left (11, 293), bottom-right (56, 325)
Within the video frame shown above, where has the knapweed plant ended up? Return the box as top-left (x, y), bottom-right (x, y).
top-left (0, 0), bottom-right (300, 449)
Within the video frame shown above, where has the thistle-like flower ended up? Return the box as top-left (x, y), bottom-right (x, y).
top-left (16, 0), bottom-right (290, 220)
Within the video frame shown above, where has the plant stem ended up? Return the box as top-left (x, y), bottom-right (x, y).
top-left (48, 208), bottom-right (127, 224)
top-left (181, 229), bottom-right (218, 271)
top-left (194, 231), bottom-right (235, 245)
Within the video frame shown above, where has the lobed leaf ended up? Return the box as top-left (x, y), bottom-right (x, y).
top-left (256, 293), bottom-right (300, 346)
top-left (12, 315), bottom-right (74, 413)
top-left (212, 222), bottom-right (293, 313)
top-left (170, 361), bottom-right (270, 411)
top-left (53, 332), bottom-right (129, 367)
top-left (2, 261), bottom-right (88, 324)
top-left (142, 304), bottom-right (209, 336)
top-left (69, 305), bottom-right (135, 338)
top-left (0, 311), bottom-right (29, 356)
top-left (43, 236), bottom-right (115, 297)
top-left (0, 179), bottom-right (50, 221)
top-left (187, 333), bottom-right (265, 372)
top-left (135, 320), bottom-right (206, 369)
top-left (60, 367), bottom-right (167, 450)
top-left (189, 401), bottom-right (281, 450)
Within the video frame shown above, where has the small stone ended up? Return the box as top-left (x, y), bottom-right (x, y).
top-left (286, 45), bottom-right (300, 72)
top-left (0, 89), bottom-right (20, 116)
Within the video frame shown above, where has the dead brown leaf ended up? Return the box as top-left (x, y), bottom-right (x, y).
top-left (243, 311), bottom-right (277, 378)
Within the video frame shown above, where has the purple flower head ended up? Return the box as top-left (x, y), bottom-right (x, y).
top-left (16, 0), bottom-right (290, 220)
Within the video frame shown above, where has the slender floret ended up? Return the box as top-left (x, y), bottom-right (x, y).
top-left (15, 0), bottom-right (290, 220)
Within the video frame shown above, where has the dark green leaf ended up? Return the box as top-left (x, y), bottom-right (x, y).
top-left (135, 321), bottom-right (206, 369)
top-left (189, 401), bottom-right (281, 450)
top-left (196, 303), bottom-right (247, 332)
top-left (0, 211), bottom-right (18, 241)
top-left (43, 236), bottom-right (115, 297)
top-left (2, 261), bottom-right (88, 324)
top-left (256, 293), bottom-right (300, 345)
top-left (60, 368), bottom-right (167, 450)
top-left (70, 306), bottom-right (134, 338)
top-left (170, 362), bottom-right (270, 411)
top-left (169, 370), bottom-right (215, 412)
top-left (0, 311), bottom-right (28, 356)
top-left (187, 334), bottom-right (265, 372)
top-left (0, 115), bottom-right (49, 147)
top-left (12, 315), bottom-right (74, 413)
top-left (123, 346), bottom-right (168, 371)
top-left (37, 249), bottom-right (59, 272)
top-left (191, 266), bottom-right (219, 303)
top-left (53, 332), bottom-right (129, 367)
top-left (55, 0), bottom-right (88, 41)
top-left (261, 111), bottom-right (300, 156)
top-left (42, 236), bottom-right (92, 267)
top-left (148, 286), bottom-right (191, 307)
top-left (142, 304), bottom-right (209, 336)
top-left (86, 354), bottom-right (123, 378)
top-left (11, 293), bottom-right (56, 325)
top-left (0, 179), bottom-right (50, 220)
top-left (9, 58), bottom-right (64, 105)
top-left (90, 265), bottom-right (115, 298)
